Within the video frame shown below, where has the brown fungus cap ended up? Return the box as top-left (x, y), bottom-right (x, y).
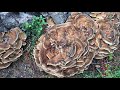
top-left (0, 27), bottom-right (27, 69)
top-left (33, 13), bottom-right (96, 77)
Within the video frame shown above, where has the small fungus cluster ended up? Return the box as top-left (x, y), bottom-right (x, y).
top-left (0, 27), bottom-right (26, 69)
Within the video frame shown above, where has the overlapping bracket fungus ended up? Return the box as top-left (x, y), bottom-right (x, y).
top-left (33, 12), bottom-right (120, 77)
top-left (0, 27), bottom-right (27, 69)
top-left (89, 12), bottom-right (120, 59)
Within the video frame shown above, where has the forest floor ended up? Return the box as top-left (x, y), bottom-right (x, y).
top-left (0, 12), bottom-right (120, 78)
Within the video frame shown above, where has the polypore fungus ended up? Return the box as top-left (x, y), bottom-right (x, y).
top-left (33, 13), bottom-right (96, 77)
top-left (33, 12), bottom-right (120, 77)
top-left (0, 27), bottom-right (26, 69)
top-left (89, 12), bottom-right (120, 59)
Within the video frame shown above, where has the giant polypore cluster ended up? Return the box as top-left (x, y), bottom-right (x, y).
top-left (33, 12), bottom-right (120, 77)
